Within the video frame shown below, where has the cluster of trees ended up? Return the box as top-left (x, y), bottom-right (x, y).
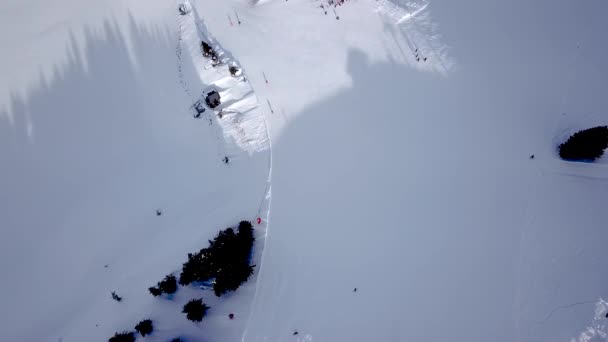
top-left (109, 320), bottom-right (154, 342)
top-left (109, 220), bottom-right (255, 341)
top-left (149, 274), bottom-right (178, 297)
top-left (109, 331), bottom-right (134, 342)
top-left (134, 319), bottom-right (153, 337)
top-left (179, 221), bottom-right (255, 297)
top-left (559, 126), bottom-right (608, 161)
top-left (182, 298), bottom-right (210, 322)
top-left (201, 40), bottom-right (219, 64)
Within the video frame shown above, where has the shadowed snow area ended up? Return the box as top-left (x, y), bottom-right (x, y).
top-left (242, 50), bottom-right (608, 342)
top-left (1, 0), bottom-right (608, 341)
top-left (0, 8), bottom-right (269, 342)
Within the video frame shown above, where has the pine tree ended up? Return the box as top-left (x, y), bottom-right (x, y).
top-left (213, 263), bottom-right (255, 296)
top-left (179, 248), bottom-right (215, 286)
top-left (134, 319), bottom-right (153, 337)
top-left (559, 126), bottom-right (608, 161)
top-left (201, 41), bottom-right (213, 57)
top-left (158, 274), bottom-right (178, 294)
top-left (238, 221), bottom-right (254, 244)
top-left (229, 66), bottom-right (239, 77)
top-left (182, 298), bottom-right (209, 322)
top-left (108, 331), bottom-right (135, 342)
top-left (148, 286), bottom-right (162, 297)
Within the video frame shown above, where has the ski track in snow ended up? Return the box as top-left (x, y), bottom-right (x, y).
top-left (536, 300), bottom-right (598, 324)
top-left (375, 0), bottom-right (453, 73)
top-left (175, 1), bottom-right (274, 340)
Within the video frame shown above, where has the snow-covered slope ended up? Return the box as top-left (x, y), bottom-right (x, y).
top-left (198, 0), bottom-right (608, 341)
top-left (0, 1), bottom-right (270, 341)
top-left (1, 0), bottom-right (608, 341)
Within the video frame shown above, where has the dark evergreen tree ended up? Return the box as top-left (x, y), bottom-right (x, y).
top-left (182, 298), bottom-right (209, 322)
top-left (229, 66), bottom-right (239, 77)
top-left (148, 286), bottom-right (162, 297)
top-left (238, 221), bottom-right (254, 244)
top-left (111, 291), bottom-right (122, 302)
top-left (237, 220), bottom-right (255, 263)
top-left (201, 41), bottom-right (213, 57)
top-left (134, 319), bottom-right (153, 337)
top-left (158, 274), bottom-right (178, 294)
top-left (559, 126), bottom-right (608, 161)
top-left (108, 331), bottom-right (135, 342)
top-left (213, 263), bottom-right (255, 297)
top-left (179, 248), bottom-right (215, 286)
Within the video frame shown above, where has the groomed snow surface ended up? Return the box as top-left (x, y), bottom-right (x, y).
top-left (1, 0), bottom-right (608, 341)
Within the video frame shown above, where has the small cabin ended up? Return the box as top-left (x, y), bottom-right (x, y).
top-left (205, 91), bottom-right (221, 109)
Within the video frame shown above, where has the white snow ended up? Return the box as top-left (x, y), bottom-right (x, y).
top-left (1, 0), bottom-right (608, 341)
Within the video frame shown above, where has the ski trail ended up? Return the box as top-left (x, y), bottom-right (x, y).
top-left (401, 29), bottom-right (420, 61)
top-left (535, 300), bottom-right (598, 324)
top-left (242, 110), bottom-right (273, 342)
top-left (234, 10), bottom-right (242, 25)
top-left (175, 32), bottom-right (192, 99)
top-left (396, 1), bottom-right (428, 24)
top-left (175, 3), bottom-right (274, 341)
top-left (376, 0), bottom-right (453, 73)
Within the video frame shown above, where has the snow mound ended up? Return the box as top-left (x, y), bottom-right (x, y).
top-left (571, 299), bottom-right (608, 342)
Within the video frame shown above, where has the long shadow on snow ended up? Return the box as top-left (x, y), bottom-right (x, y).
top-left (246, 49), bottom-right (533, 342)
top-left (0, 12), bottom-right (267, 342)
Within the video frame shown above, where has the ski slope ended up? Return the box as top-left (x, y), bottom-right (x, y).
top-left (1, 0), bottom-right (608, 341)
